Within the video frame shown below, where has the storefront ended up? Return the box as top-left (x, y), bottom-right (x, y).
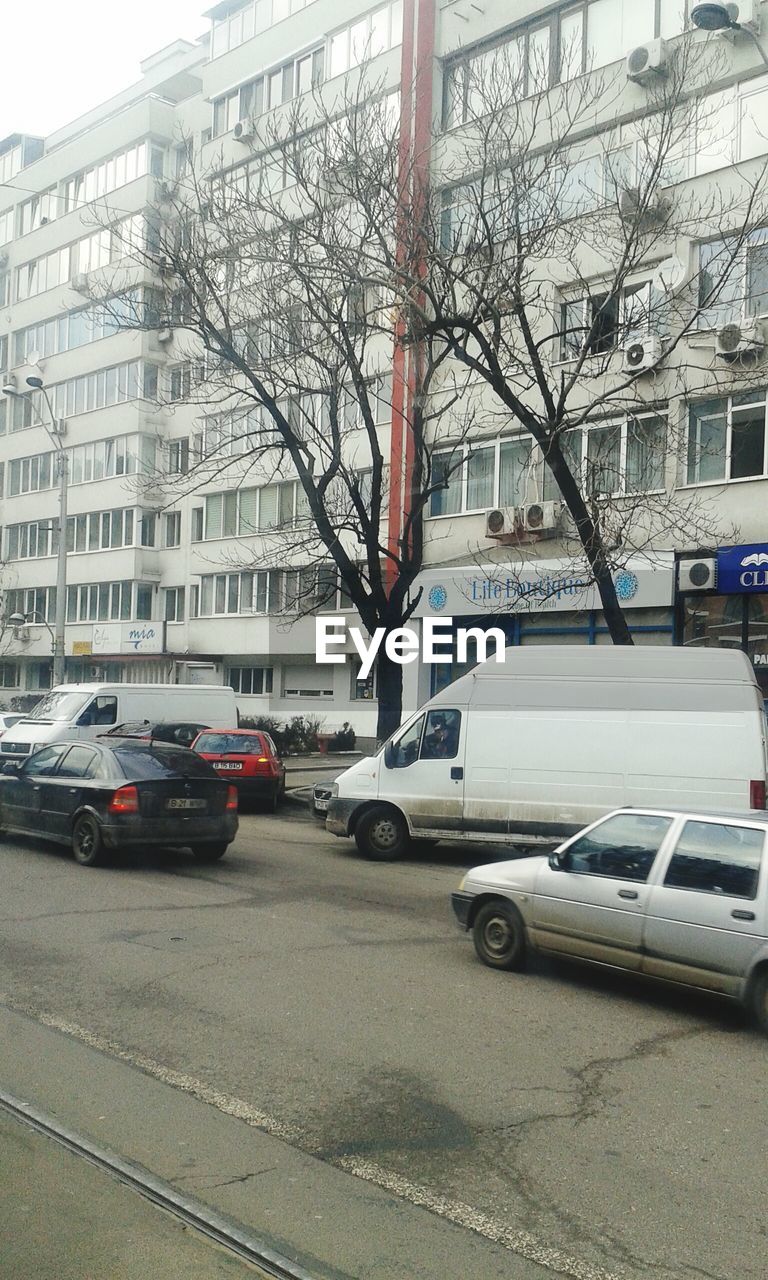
top-left (678, 543), bottom-right (768, 697)
top-left (412, 556), bottom-right (675, 699)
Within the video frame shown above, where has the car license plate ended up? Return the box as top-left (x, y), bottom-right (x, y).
top-left (315, 797), bottom-right (329, 811)
top-left (213, 761), bottom-right (243, 771)
top-left (166, 798), bottom-right (207, 810)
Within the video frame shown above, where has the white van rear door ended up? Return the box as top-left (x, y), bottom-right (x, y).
top-left (380, 708), bottom-right (464, 834)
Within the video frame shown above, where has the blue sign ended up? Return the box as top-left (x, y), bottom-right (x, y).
top-left (717, 544), bottom-right (768, 593)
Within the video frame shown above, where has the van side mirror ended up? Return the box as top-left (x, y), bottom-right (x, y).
top-left (549, 850), bottom-right (564, 870)
top-left (383, 741), bottom-right (395, 769)
top-left (2, 761), bottom-right (19, 775)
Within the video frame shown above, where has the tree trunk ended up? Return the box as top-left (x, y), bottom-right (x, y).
top-left (545, 439), bottom-right (633, 645)
top-left (375, 647), bottom-right (405, 743)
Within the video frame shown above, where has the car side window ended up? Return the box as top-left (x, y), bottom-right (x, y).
top-left (562, 813), bottom-right (673, 882)
top-left (23, 745), bottom-right (70, 777)
top-left (663, 821), bottom-right (764, 901)
top-left (79, 696), bottom-right (118, 727)
top-left (56, 746), bottom-right (101, 780)
top-left (420, 710), bottom-right (461, 761)
top-left (388, 715), bottom-right (425, 769)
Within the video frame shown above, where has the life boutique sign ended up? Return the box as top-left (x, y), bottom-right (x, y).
top-left (411, 557), bottom-right (674, 617)
top-left (717, 544), bottom-right (768, 594)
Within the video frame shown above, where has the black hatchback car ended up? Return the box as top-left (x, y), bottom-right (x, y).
top-left (0, 740), bottom-right (238, 867)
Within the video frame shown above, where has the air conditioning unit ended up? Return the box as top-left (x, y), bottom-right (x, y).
top-left (716, 319), bottom-right (765, 360)
top-left (233, 120), bottom-right (254, 144)
top-left (485, 507), bottom-right (516, 538)
top-left (518, 501), bottom-right (562, 535)
top-left (622, 332), bottom-right (663, 374)
top-left (71, 272), bottom-right (90, 293)
top-left (678, 558), bottom-right (717, 592)
top-left (156, 326), bottom-right (173, 344)
top-left (626, 39), bottom-right (668, 85)
top-left (618, 186), bottom-right (670, 223)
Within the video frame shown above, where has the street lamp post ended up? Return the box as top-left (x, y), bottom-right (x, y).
top-left (2, 375), bottom-right (68, 686)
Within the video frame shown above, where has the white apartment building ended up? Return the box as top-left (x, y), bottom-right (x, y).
top-left (2, 0), bottom-right (768, 739)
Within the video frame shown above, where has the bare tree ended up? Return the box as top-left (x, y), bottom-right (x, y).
top-left (404, 32), bottom-right (768, 640)
top-left (87, 31), bottom-right (767, 735)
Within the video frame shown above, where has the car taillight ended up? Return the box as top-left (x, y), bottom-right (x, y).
top-left (750, 779), bottom-right (766, 809)
top-left (108, 785), bottom-right (139, 814)
top-left (226, 785), bottom-right (238, 810)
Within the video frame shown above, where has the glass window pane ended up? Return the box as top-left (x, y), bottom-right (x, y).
top-left (687, 402), bottom-right (727, 484)
top-left (586, 424), bottom-right (622, 494)
top-left (741, 87), bottom-right (768, 161)
top-left (430, 451), bottom-right (462, 516)
top-left (731, 405), bottom-right (766, 479)
top-left (560, 9), bottom-right (583, 80)
top-left (626, 416), bottom-right (666, 492)
top-left (623, 0), bottom-right (655, 50)
top-left (499, 439), bottom-right (530, 507)
top-left (747, 241), bottom-right (768, 317)
top-left (586, 0), bottom-right (621, 70)
top-left (664, 821), bottom-right (764, 899)
top-left (564, 812), bottom-right (672, 880)
top-left (528, 25), bottom-right (551, 95)
top-left (543, 430), bottom-right (582, 500)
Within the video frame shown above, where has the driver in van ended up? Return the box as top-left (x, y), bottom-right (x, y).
top-left (423, 713), bottom-right (458, 759)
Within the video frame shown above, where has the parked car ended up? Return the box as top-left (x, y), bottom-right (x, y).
top-left (0, 682), bottom-right (239, 761)
top-left (101, 721), bottom-right (212, 747)
top-left (0, 739), bottom-right (238, 866)
top-left (328, 646), bottom-right (768, 859)
top-left (192, 729), bottom-right (286, 810)
top-left (452, 806), bottom-right (768, 1032)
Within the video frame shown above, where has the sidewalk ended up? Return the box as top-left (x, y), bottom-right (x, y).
top-left (0, 1109), bottom-right (267, 1280)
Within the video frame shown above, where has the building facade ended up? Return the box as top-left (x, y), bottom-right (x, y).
top-left (2, 0), bottom-right (768, 737)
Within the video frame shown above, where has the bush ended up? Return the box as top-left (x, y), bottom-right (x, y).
top-left (329, 722), bottom-right (357, 751)
top-left (240, 714), bottom-right (288, 755)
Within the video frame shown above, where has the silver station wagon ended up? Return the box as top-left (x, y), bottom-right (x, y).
top-left (452, 808), bottom-right (768, 1032)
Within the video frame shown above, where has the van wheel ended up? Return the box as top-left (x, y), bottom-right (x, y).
top-left (72, 815), bottom-right (103, 867)
top-left (355, 806), bottom-right (410, 860)
top-left (472, 901), bottom-right (526, 971)
top-left (192, 842), bottom-right (229, 861)
top-left (751, 970), bottom-right (768, 1034)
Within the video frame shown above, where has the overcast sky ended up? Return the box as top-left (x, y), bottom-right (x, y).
top-left (1, 0), bottom-right (208, 140)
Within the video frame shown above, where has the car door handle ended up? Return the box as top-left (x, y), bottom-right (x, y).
top-left (450, 767), bottom-right (463, 781)
top-left (618, 889), bottom-right (639, 900)
top-left (32, 784), bottom-right (41, 792)
top-left (732, 909), bottom-right (756, 921)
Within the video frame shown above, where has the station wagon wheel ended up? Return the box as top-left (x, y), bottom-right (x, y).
top-left (355, 805), bottom-right (410, 860)
top-left (72, 814), bottom-right (103, 868)
top-left (751, 970), bottom-right (768, 1035)
top-left (472, 901), bottom-right (526, 971)
top-left (191, 842), bottom-right (229, 862)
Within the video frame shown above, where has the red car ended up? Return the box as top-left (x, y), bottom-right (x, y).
top-left (192, 729), bottom-right (286, 810)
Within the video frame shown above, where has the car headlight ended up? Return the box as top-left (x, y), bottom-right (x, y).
top-left (458, 874), bottom-right (467, 891)
top-left (330, 782), bottom-right (339, 798)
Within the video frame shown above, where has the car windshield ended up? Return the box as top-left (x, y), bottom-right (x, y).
top-left (24, 691), bottom-right (91, 722)
top-left (113, 746), bottom-right (219, 779)
top-left (196, 733), bottom-right (264, 755)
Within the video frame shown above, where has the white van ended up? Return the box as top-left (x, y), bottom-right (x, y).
top-left (0, 683), bottom-right (238, 761)
top-left (327, 647), bottom-right (768, 860)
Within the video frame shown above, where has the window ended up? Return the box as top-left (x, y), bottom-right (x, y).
top-left (168, 438), bottom-right (190, 475)
top-left (388, 714), bottom-right (425, 768)
top-left (697, 229), bottom-right (768, 330)
top-left (0, 207), bottom-right (13, 247)
top-left (62, 141), bottom-right (157, 212)
top-left (164, 511), bottom-right (181, 547)
top-left (18, 186), bottom-right (62, 236)
top-left (25, 744), bottom-right (70, 777)
top-left (15, 291), bottom-right (147, 364)
top-left (686, 392), bottom-right (767, 486)
top-left (328, 2), bottom-right (402, 79)
top-left (6, 519), bottom-right (58, 561)
top-left (8, 451), bottom-right (54, 497)
top-left (0, 663), bottom-right (20, 688)
top-left (226, 666), bottom-right (273, 694)
top-left (66, 509), bottom-right (134, 553)
top-left (544, 415), bottom-right (665, 500)
top-left (57, 746), bottom-right (100, 780)
top-left (5, 587), bottom-right (57, 624)
top-left (283, 664), bottom-right (334, 697)
top-left (164, 587), bottom-right (185, 623)
top-left (212, 42), bottom-right (324, 136)
top-left (429, 436), bottom-right (536, 517)
top-left (66, 582), bottom-right (137, 623)
top-left (664, 821), bottom-right (764, 900)
top-left (420, 710), bottom-right (461, 760)
top-left (563, 812), bottom-right (673, 880)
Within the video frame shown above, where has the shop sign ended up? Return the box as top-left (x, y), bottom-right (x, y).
top-left (717, 544), bottom-right (768, 594)
top-left (411, 557), bottom-right (674, 617)
top-left (92, 624), bottom-right (164, 655)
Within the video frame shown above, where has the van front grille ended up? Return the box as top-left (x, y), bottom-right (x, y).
top-left (1, 742), bottom-right (30, 754)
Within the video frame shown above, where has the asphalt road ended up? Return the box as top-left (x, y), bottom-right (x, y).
top-left (0, 809), bottom-right (766, 1280)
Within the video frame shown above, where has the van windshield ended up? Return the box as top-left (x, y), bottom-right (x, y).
top-left (25, 691), bottom-right (91, 722)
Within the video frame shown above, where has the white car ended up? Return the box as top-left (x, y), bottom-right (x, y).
top-left (0, 713), bottom-right (24, 734)
top-left (452, 807), bottom-right (768, 1032)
